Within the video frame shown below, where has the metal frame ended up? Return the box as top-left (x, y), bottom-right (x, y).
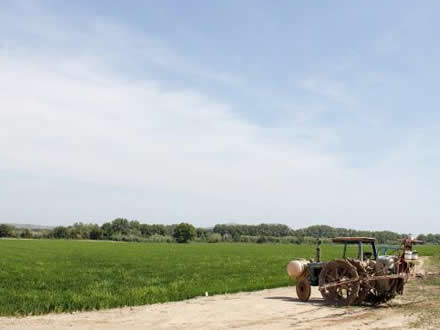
top-left (341, 241), bottom-right (378, 261)
top-left (320, 272), bottom-right (409, 290)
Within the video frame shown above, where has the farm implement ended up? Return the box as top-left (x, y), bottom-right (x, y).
top-left (287, 236), bottom-right (423, 305)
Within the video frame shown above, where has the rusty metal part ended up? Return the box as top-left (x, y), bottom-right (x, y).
top-left (332, 237), bottom-right (376, 243)
top-left (318, 257), bottom-right (409, 306)
top-left (364, 278), bottom-right (402, 305)
top-left (349, 259), bottom-right (370, 305)
top-left (319, 260), bottom-right (360, 306)
top-left (319, 273), bottom-right (408, 290)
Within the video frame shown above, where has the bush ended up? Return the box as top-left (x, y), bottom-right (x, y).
top-left (265, 236), bottom-right (281, 243)
top-left (173, 223), bottom-right (196, 243)
top-left (207, 233), bottom-right (222, 243)
top-left (31, 231), bottom-right (45, 239)
top-left (256, 236), bottom-right (267, 244)
top-left (239, 235), bottom-right (258, 243)
top-left (303, 236), bottom-right (319, 245)
top-left (121, 235), bottom-right (145, 242)
top-left (110, 233), bottom-right (125, 241)
top-left (222, 233), bottom-right (233, 242)
top-left (279, 236), bottom-right (300, 244)
top-left (111, 234), bottom-right (146, 242)
top-left (146, 234), bottom-right (174, 243)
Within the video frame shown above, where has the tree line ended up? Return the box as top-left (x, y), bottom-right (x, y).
top-left (0, 221), bottom-right (438, 244)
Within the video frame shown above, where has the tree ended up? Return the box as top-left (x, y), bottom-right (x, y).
top-left (173, 223), bottom-right (196, 243)
top-left (71, 222), bottom-right (89, 239)
top-left (111, 218), bottom-right (130, 235)
top-left (52, 226), bottom-right (68, 239)
top-left (89, 225), bottom-right (103, 240)
top-left (20, 228), bottom-right (32, 239)
top-left (140, 224), bottom-right (167, 237)
top-left (101, 222), bottom-right (113, 239)
top-left (196, 227), bottom-right (209, 240)
top-left (0, 224), bottom-right (12, 237)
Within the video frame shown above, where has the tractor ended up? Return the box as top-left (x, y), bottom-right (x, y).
top-left (286, 237), bottom-right (423, 305)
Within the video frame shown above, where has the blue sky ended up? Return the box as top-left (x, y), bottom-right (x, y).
top-left (1, 1), bottom-right (439, 233)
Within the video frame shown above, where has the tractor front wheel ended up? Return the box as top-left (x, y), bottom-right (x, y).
top-left (296, 277), bottom-right (312, 302)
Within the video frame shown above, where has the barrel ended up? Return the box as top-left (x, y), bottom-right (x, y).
top-left (286, 260), bottom-right (308, 278)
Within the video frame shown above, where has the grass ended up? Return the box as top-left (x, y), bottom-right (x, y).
top-left (0, 240), bottom-right (331, 316)
top-left (413, 245), bottom-right (440, 257)
top-left (0, 240), bottom-right (438, 316)
top-left (395, 251), bottom-right (440, 329)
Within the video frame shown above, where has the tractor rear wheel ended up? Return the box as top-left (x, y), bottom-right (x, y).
top-left (296, 277), bottom-right (311, 302)
top-left (349, 259), bottom-right (370, 305)
top-left (319, 260), bottom-right (360, 306)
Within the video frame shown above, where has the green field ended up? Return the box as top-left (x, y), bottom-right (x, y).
top-left (0, 240), bottom-right (438, 316)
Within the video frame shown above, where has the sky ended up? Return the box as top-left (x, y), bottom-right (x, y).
top-left (1, 1), bottom-right (439, 233)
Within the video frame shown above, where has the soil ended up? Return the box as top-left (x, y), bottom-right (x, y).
top-left (0, 260), bottom-right (428, 330)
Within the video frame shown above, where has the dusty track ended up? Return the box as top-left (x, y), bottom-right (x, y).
top-left (0, 285), bottom-right (416, 330)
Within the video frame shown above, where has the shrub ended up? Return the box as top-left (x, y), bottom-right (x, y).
top-left (240, 235), bottom-right (258, 243)
top-left (256, 236), bottom-right (267, 244)
top-left (31, 231), bottom-right (45, 239)
top-left (265, 236), bottom-right (281, 243)
top-left (222, 233), bottom-right (233, 242)
top-left (121, 235), bottom-right (148, 243)
top-left (207, 233), bottom-right (222, 243)
top-left (146, 234), bottom-right (175, 243)
top-left (279, 236), bottom-right (300, 244)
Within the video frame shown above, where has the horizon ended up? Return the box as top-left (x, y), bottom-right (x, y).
top-left (1, 1), bottom-right (440, 233)
top-left (0, 220), bottom-right (431, 236)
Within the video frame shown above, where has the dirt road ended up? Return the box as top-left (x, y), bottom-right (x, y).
top-left (0, 286), bottom-right (415, 330)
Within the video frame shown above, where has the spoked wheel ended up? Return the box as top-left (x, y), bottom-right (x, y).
top-left (349, 260), bottom-right (370, 305)
top-left (296, 277), bottom-right (312, 302)
top-left (319, 260), bottom-right (360, 306)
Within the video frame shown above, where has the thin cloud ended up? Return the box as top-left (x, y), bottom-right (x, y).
top-left (300, 76), bottom-right (357, 107)
top-left (0, 1), bottom-right (439, 234)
